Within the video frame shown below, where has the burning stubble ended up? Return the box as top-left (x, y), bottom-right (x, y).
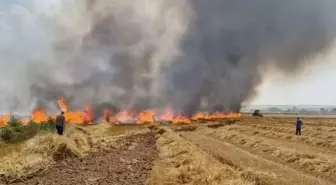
top-left (0, 0), bottom-right (336, 116)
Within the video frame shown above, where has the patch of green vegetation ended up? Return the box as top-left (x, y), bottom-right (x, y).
top-left (0, 118), bottom-right (55, 143)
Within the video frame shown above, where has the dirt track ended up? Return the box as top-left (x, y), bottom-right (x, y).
top-left (7, 132), bottom-right (157, 185)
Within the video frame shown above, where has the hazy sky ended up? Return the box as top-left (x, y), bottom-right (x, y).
top-left (252, 47), bottom-right (336, 105)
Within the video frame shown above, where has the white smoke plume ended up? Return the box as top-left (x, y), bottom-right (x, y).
top-left (0, 0), bottom-right (190, 114)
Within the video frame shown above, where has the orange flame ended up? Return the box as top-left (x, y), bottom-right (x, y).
top-left (0, 114), bottom-right (10, 127)
top-left (83, 105), bottom-right (93, 124)
top-left (31, 109), bottom-right (49, 123)
top-left (137, 110), bottom-right (155, 124)
top-left (57, 97), bottom-right (93, 124)
top-left (158, 108), bottom-right (174, 121)
top-left (192, 112), bottom-right (241, 121)
top-left (0, 97), bottom-right (241, 126)
top-left (172, 115), bottom-right (191, 124)
top-left (116, 110), bottom-right (134, 121)
top-left (192, 112), bottom-right (209, 120)
top-left (57, 96), bottom-right (68, 112)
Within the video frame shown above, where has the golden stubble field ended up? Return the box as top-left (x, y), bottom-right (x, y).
top-left (1, 117), bottom-right (336, 185)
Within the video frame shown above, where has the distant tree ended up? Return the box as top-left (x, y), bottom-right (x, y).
top-left (268, 107), bottom-right (282, 113)
top-left (320, 108), bottom-right (327, 113)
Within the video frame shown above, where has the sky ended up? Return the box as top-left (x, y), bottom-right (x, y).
top-left (251, 47), bottom-right (336, 105)
top-left (1, 0), bottom-right (336, 107)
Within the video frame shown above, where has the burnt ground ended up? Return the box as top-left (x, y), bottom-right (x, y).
top-left (5, 132), bottom-right (157, 185)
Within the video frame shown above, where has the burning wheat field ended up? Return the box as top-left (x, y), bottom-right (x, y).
top-left (1, 0), bottom-right (336, 184)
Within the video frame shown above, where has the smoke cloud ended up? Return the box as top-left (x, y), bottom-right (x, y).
top-left (0, 0), bottom-right (335, 116)
top-left (159, 0), bottom-right (336, 115)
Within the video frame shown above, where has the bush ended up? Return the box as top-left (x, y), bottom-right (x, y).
top-left (0, 118), bottom-right (56, 143)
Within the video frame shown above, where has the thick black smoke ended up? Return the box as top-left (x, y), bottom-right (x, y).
top-left (1, 0), bottom-right (336, 117)
top-left (158, 0), bottom-right (336, 115)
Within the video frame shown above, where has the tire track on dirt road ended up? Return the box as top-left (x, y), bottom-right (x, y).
top-left (180, 131), bottom-right (333, 185)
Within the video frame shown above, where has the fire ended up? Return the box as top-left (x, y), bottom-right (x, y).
top-left (192, 112), bottom-right (210, 120)
top-left (83, 105), bottom-right (93, 124)
top-left (0, 114), bottom-right (10, 127)
top-left (158, 108), bottom-right (174, 121)
top-left (57, 96), bottom-right (68, 112)
top-left (137, 109), bottom-right (155, 124)
top-left (31, 109), bottom-right (49, 123)
top-left (0, 96), bottom-right (241, 127)
top-left (192, 112), bottom-right (241, 121)
top-left (63, 111), bottom-right (85, 124)
top-left (116, 110), bottom-right (134, 121)
top-left (172, 115), bottom-right (191, 124)
top-left (57, 97), bottom-right (93, 124)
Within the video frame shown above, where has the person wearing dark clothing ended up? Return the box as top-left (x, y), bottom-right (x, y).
top-left (296, 117), bottom-right (303, 136)
top-left (56, 111), bottom-right (66, 135)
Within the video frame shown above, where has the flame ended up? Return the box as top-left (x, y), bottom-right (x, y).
top-left (192, 112), bottom-right (241, 121)
top-left (0, 96), bottom-right (241, 126)
top-left (83, 105), bottom-right (93, 124)
top-left (137, 109), bottom-right (155, 124)
top-left (158, 108), bottom-right (174, 121)
top-left (57, 96), bottom-right (68, 112)
top-left (31, 109), bottom-right (49, 123)
top-left (192, 112), bottom-right (209, 120)
top-left (116, 110), bottom-right (134, 121)
top-left (156, 107), bottom-right (191, 124)
top-left (57, 97), bottom-right (93, 124)
top-left (172, 115), bottom-right (191, 124)
top-left (0, 114), bottom-right (10, 127)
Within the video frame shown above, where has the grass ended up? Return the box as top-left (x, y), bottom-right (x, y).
top-left (0, 119), bottom-right (55, 143)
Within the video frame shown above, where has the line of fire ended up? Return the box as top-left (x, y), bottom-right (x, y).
top-left (0, 97), bottom-right (241, 127)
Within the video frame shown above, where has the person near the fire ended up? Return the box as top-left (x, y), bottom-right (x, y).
top-left (55, 110), bottom-right (66, 135)
top-left (295, 117), bottom-right (303, 136)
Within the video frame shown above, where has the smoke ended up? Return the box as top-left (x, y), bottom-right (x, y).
top-left (0, 0), bottom-right (189, 114)
top-left (158, 0), bottom-right (336, 115)
top-left (0, 0), bottom-right (335, 116)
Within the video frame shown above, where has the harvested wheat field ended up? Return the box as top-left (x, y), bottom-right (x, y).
top-left (1, 117), bottom-right (336, 185)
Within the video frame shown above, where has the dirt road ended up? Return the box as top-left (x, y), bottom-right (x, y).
top-left (5, 132), bottom-right (157, 185)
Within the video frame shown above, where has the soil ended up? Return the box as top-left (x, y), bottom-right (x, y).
top-left (6, 132), bottom-right (157, 185)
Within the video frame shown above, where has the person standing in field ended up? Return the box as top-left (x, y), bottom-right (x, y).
top-left (296, 117), bottom-right (303, 136)
top-left (55, 110), bottom-right (66, 135)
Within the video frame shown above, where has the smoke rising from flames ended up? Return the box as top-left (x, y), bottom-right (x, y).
top-left (0, 0), bottom-right (336, 116)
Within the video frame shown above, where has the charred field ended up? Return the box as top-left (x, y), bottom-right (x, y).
top-left (1, 117), bottom-right (336, 185)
